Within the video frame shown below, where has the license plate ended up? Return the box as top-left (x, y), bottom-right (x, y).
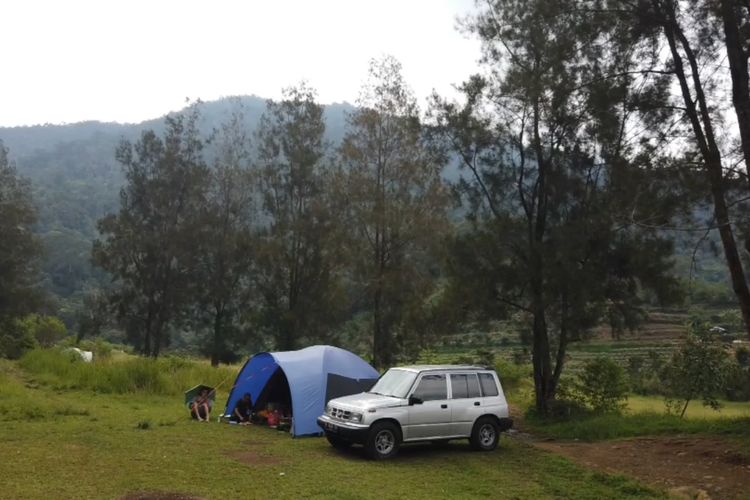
top-left (324, 422), bottom-right (338, 432)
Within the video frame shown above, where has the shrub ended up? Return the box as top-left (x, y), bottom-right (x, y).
top-left (495, 358), bottom-right (530, 393)
top-left (512, 349), bottom-right (529, 365)
top-left (724, 363), bottom-right (750, 401)
top-left (21, 315), bottom-right (67, 348)
top-left (0, 328), bottom-right (38, 360)
top-left (663, 327), bottom-right (730, 417)
top-left (736, 346), bottom-right (750, 368)
top-left (543, 398), bottom-right (590, 420)
top-left (576, 357), bottom-right (628, 413)
top-left (474, 348), bottom-right (495, 367)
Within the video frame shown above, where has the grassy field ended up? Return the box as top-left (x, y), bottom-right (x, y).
top-left (628, 395), bottom-right (750, 418)
top-left (0, 354), bottom-right (663, 500)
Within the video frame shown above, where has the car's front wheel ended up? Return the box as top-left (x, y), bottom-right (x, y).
top-left (365, 421), bottom-right (401, 460)
top-left (470, 416), bottom-right (499, 451)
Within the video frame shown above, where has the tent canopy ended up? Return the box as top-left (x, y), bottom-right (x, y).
top-left (223, 345), bottom-right (380, 436)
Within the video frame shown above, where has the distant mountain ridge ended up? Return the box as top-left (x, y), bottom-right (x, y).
top-left (0, 95), bottom-right (354, 157)
top-left (0, 96), bottom-right (355, 318)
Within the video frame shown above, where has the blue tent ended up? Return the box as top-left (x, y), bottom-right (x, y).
top-left (223, 345), bottom-right (380, 436)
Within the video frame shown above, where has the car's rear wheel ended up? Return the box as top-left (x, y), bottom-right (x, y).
top-left (326, 434), bottom-right (352, 450)
top-left (365, 421), bottom-right (401, 460)
top-left (470, 416), bottom-right (499, 451)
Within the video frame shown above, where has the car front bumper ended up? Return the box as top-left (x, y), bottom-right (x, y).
top-left (317, 414), bottom-right (370, 444)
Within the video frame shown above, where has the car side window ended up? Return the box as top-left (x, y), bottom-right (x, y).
top-left (450, 374), bottom-right (481, 399)
top-left (478, 373), bottom-right (499, 397)
top-left (412, 374), bottom-right (447, 401)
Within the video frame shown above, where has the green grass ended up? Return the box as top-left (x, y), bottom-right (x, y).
top-left (627, 395), bottom-right (750, 419)
top-left (525, 394), bottom-right (750, 457)
top-left (526, 411), bottom-right (750, 442)
top-left (0, 354), bottom-right (664, 499)
top-left (18, 349), bottom-right (237, 396)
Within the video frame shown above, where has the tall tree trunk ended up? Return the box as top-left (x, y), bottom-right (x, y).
top-left (720, 0), bottom-right (750, 319)
top-left (531, 297), bottom-right (553, 414)
top-left (550, 292), bottom-right (569, 396)
top-left (721, 0), bottom-right (750, 192)
top-left (372, 286), bottom-right (389, 369)
top-left (152, 319), bottom-right (162, 358)
top-left (529, 94), bottom-right (554, 413)
top-left (211, 306), bottom-right (223, 367)
top-left (143, 299), bottom-right (154, 357)
top-left (660, 4), bottom-right (750, 337)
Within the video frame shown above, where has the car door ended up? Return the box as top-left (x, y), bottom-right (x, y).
top-left (449, 373), bottom-right (483, 436)
top-left (403, 372), bottom-right (451, 440)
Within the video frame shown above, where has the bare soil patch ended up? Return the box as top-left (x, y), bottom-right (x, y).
top-left (535, 437), bottom-right (750, 499)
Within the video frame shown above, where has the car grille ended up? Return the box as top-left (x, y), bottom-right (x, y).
top-left (329, 406), bottom-right (352, 421)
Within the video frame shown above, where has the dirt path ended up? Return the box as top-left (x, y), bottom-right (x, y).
top-left (533, 437), bottom-right (750, 499)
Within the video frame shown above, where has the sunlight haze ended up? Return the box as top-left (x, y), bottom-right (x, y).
top-left (1, 0), bottom-right (480, 126)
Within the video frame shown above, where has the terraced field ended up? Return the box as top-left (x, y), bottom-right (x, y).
top-left (428, 310), bottom-right (723, 374)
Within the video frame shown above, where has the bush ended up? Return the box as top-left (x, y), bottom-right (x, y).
top-left (0, 320), bottom-right (38, 359)
top-left (543, 398), bottom-right (590, 420)
top-left (495, 358), bottom-right (530, 393)
top-left (474, 348), bottom-right (495, 367)
top-left (736, 346), bottom-right (750, 368)
top-left (21, 315), bottom-right (67, 348)
top-left (663, 327), bottom-right (730, 417)
top-left (724, 363), bottom-right (750, 401)
top-left (576, 357), bottom-right (629, 413)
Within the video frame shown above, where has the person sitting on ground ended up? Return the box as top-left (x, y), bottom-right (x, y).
top-left (231, 393), bottom-right (253, 425)
top-left (191, 388), bottom-right (212, 422)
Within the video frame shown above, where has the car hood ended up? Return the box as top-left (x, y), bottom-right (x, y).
top-left (330, 392), bottom-right (405, 410)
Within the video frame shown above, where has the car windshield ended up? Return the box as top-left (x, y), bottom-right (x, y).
top-left (368, 369), bottom-right (417, 398)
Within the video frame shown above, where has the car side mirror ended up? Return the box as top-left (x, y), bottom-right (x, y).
top-left (408, 395), bottom-right (423, 406)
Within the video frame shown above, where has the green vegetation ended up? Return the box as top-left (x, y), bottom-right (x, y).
top-left (574, 358), bottom-right (630, 414)
top-left (18, 349), bottom-right (236, 396)
top-left (525, 409), bottom-right (750, 444)
top-left (0, 354), bottom-right (663, 499)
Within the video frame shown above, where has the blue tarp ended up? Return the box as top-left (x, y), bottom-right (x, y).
top-left (223, 345), bottom-right (379, 436)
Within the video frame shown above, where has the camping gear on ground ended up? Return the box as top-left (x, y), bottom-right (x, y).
top-left (223, 345), bottom-right (379, 436)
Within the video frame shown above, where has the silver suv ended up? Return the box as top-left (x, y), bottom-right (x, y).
top-left (317, 365), bottom-right (512, 460)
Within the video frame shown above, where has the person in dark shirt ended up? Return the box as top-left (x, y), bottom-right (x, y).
top-left (231, 393), bottom-right (253, 424)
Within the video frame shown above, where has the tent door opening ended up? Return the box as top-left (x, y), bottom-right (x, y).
top-left (253, 367), bottom-right (292, 428)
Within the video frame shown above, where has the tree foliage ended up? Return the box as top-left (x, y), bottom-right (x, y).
top-left (577, 357), bottom-right (629, 413)
top-left (194, 105), bottom-right (259, 365)
top-left (612, 0), bottom-right (750, 337)
top-left (93, 108), bottom-right (209, 357)
top-left (339, 57), bottom-right (450, 368)
top-left (433, 0), bottom-right (682, 412)
top-left (664, 327), bottom-right (731, 417)
top-left (254, 85), bottom-right (347, 350)
top-left (0, 140), bottom-right (43, 338)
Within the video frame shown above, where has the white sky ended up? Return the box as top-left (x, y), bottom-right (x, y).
top-left (1, 0), bottom-right (481, 126)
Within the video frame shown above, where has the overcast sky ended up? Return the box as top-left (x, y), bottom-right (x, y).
top-left (1, 0), bottom-right (481, 126)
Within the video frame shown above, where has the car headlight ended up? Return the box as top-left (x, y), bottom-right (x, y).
top-left (350, 412), bottom-right (363, 423)
top-left (325, 404), bottom-right (332, 415)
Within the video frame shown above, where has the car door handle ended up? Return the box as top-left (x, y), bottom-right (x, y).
top-left (474, 402), bottom-right (480, 406)
top-left (441, 404), bottom-right (448, 409)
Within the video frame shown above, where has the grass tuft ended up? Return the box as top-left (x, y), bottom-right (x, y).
top-left (135, 420), bottom-right (151, 430)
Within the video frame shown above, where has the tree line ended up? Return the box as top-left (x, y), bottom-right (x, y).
top-left (89, 58), bottom-right (450, 368)
top-left (2, 0), bottom-right (750, 414)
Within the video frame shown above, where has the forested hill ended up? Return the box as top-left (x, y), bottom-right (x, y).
top-left (0, 96), bottom-right (354, 320)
